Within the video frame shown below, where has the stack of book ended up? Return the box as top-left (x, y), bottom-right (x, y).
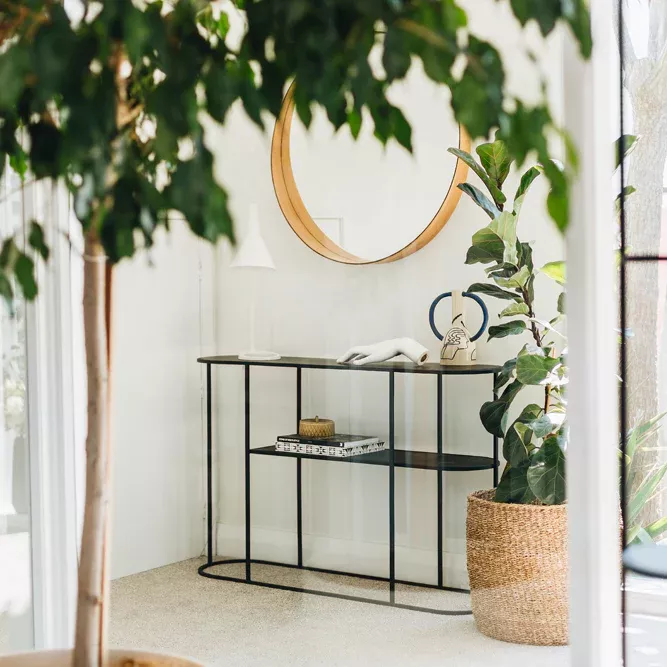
top-left (275, 433), bottom-right (386, 458)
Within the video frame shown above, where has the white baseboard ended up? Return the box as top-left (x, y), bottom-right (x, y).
top-left (215, 522), bottom-right (469, 589)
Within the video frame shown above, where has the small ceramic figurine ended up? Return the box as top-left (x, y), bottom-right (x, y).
top-left (337, 338), bottom-right (429, 366)
top-left (428, 290), bottom-right (489, 366)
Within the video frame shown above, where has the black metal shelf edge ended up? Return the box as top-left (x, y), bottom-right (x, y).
top-left (197, 355), bottom-right (500, 376)
top-left (251, 446), bottom-right (497, 471)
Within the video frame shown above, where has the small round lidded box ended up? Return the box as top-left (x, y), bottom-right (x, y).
top-left (298, 416), bottom-right (335, 438)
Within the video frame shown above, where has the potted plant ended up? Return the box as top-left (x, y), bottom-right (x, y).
top-left (449, 139), bottom-right (569, 645)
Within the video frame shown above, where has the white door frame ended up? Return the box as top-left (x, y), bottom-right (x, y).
top-left (564, 1), bottom-right (622, 665)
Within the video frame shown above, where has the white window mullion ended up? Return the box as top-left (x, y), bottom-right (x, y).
top-left (564, 0), bottom-right (622, 665)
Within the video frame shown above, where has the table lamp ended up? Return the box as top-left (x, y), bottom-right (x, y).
top-left (231, 204), bottom-right (280, 361)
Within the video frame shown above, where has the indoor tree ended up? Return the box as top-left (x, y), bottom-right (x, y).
top-left (0, 0), bottom-right (591, 665)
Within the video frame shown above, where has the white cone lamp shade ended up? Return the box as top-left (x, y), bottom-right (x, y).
top-left (231, 205), bottom-right (276, 270)
top-left (232, 205), bottom-right (280, 361)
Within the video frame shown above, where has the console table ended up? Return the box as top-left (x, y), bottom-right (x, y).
top-left (197, 355), bottom-right (501, 615)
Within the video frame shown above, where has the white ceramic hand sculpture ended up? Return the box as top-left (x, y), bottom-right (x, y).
top-left (337, 338), bottom-right (429, 366)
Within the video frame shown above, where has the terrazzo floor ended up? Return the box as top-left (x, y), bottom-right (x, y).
top-left (109, 557), bottom-right (570, 666)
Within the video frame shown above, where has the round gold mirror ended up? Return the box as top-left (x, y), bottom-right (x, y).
top-left (271, 63), bottom-right (470, 265)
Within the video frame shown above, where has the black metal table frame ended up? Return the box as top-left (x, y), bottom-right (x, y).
top-left (197, 356), bottom-right (500, 616)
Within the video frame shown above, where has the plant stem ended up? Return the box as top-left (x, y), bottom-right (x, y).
top-left (521, 286), bottom-right (542, 348)
top-left (74, 39), bottom-right (127, 667)
top-left (74, 232), bottom-right (109, 667)
top-left (521, 284), bottom-right (554, 416)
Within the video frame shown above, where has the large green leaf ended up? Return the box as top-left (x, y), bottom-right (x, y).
top-left (448, 147), bottom-right (506, 207)
top-left (516, 353), bottom-right (560, 385)
top-left (514, 166), bottom-right (541, 206)
top-left (467, 282), bottom-right (522, 301)
top-left (480, 380), bottom-right (523, 437)
top-left (629, 462), bottom-right (667, 524)
top-left (615, 186), bottom-right (637, 215)
top-left (499, 302), bottom-right (529, 318)
top-left (508, 0), bottom-right (591, 57)
top-left (543, 159), bottom-right (568, 232)
top-left (382, 25), bottom-right (412, 81)
top-left (488, 320), bottom-right (527, 340)
top-left (485, 262), bottom-right (517, 279)
top-left (489, 212), bottom-right (518, 265)
top-left (645, 517), bottom-right (667, 541)
top-left (458, 183), bottom-right (500, 219)
top-left (28, 222), bottom-right (50, 261)
top-left (516, 403), bottom-right (544, 424)
top-left (465, 228), bottom-right (504, 265)
top-left (495, 265), bottom-right (531, 290)
top-left (557, 292), bottom-right (565, 315)
top-left (502, 404), bottom-right (542, 468)
top-left (476, 139), bottom-right (512, 188)
top-left (540, 261), bottom-right (566, 285)
top-left (614, 134), bottom-right (638, 171)
top-left (531, 412), bottom-right (565, 438)
top-left (504, 422), bottom-right (532, 467)
top-left (14, 254), bottom-right (37, 300)
top-left (518, 242), bottom-right (534, 272)
top-left (494, 357), bottom-right (517, 392)
top-left (495, 462), bottom-right (535, 503)
top-left (0, 46), bottom-right (30, 111)
top-left (527, 437), bottom-right (566, 504)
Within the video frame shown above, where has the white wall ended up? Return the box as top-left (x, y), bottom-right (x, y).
top-left (207, 2), bottom-right (565, 588)
top-left (110, 223), bottom-right (220, 579)
top-left (109, 0), bottom-right (565, 586)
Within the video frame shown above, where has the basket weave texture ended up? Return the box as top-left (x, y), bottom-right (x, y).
top-left (466, 489), bottom-right (568, 646)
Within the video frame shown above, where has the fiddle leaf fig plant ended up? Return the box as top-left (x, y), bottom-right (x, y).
top-left (455, 133), bottom-right (643, 507)
top-left (449, 139), bottom-right (567, 505)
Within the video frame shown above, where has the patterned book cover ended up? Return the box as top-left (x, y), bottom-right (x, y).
top-left (276, 433), bottom-right (380, 447)
top-left (275, 441), bottom-right (386, 457)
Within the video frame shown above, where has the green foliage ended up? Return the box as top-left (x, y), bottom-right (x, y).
top-left (540, 261), bottom-right (566, 285)
top-left (625, 414), bottom-right (667, 545)
top-left (456, 138), bottom-right (567, 505)
top-left (488, 320), bottom-right (527, 340)
top-left (615, 135), bottom-right (638, 170)
top-left (458, 183), bottom-right (499, 220)
top-left (476, 139), bottom-right (512, 191)
top-left (0, 0), bottom-right (590, 304)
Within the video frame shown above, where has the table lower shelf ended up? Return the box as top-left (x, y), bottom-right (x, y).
top-left (251, 446), bottom-right (496, 472)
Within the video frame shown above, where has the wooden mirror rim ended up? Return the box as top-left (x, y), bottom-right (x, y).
top-left (270, 82), bottom-right (471, 265)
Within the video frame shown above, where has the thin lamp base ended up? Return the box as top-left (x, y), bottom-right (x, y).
top-left (238, 350), bottom-right (281, 361)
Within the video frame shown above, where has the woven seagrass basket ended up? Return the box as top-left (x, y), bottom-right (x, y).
top-left (466, 490), bottom-right (568, 646)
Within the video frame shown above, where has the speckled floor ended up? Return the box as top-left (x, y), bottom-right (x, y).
top-left (109, 557), bottom-right (569, 666)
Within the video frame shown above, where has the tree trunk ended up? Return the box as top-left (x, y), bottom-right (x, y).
top-left (74, 233), bottom-right (109, 667)
top-left (625, 70), bottom-right (667, 524)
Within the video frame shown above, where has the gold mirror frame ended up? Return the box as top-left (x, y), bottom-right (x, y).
top-left (270, 82), bottom-right (471, 265)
